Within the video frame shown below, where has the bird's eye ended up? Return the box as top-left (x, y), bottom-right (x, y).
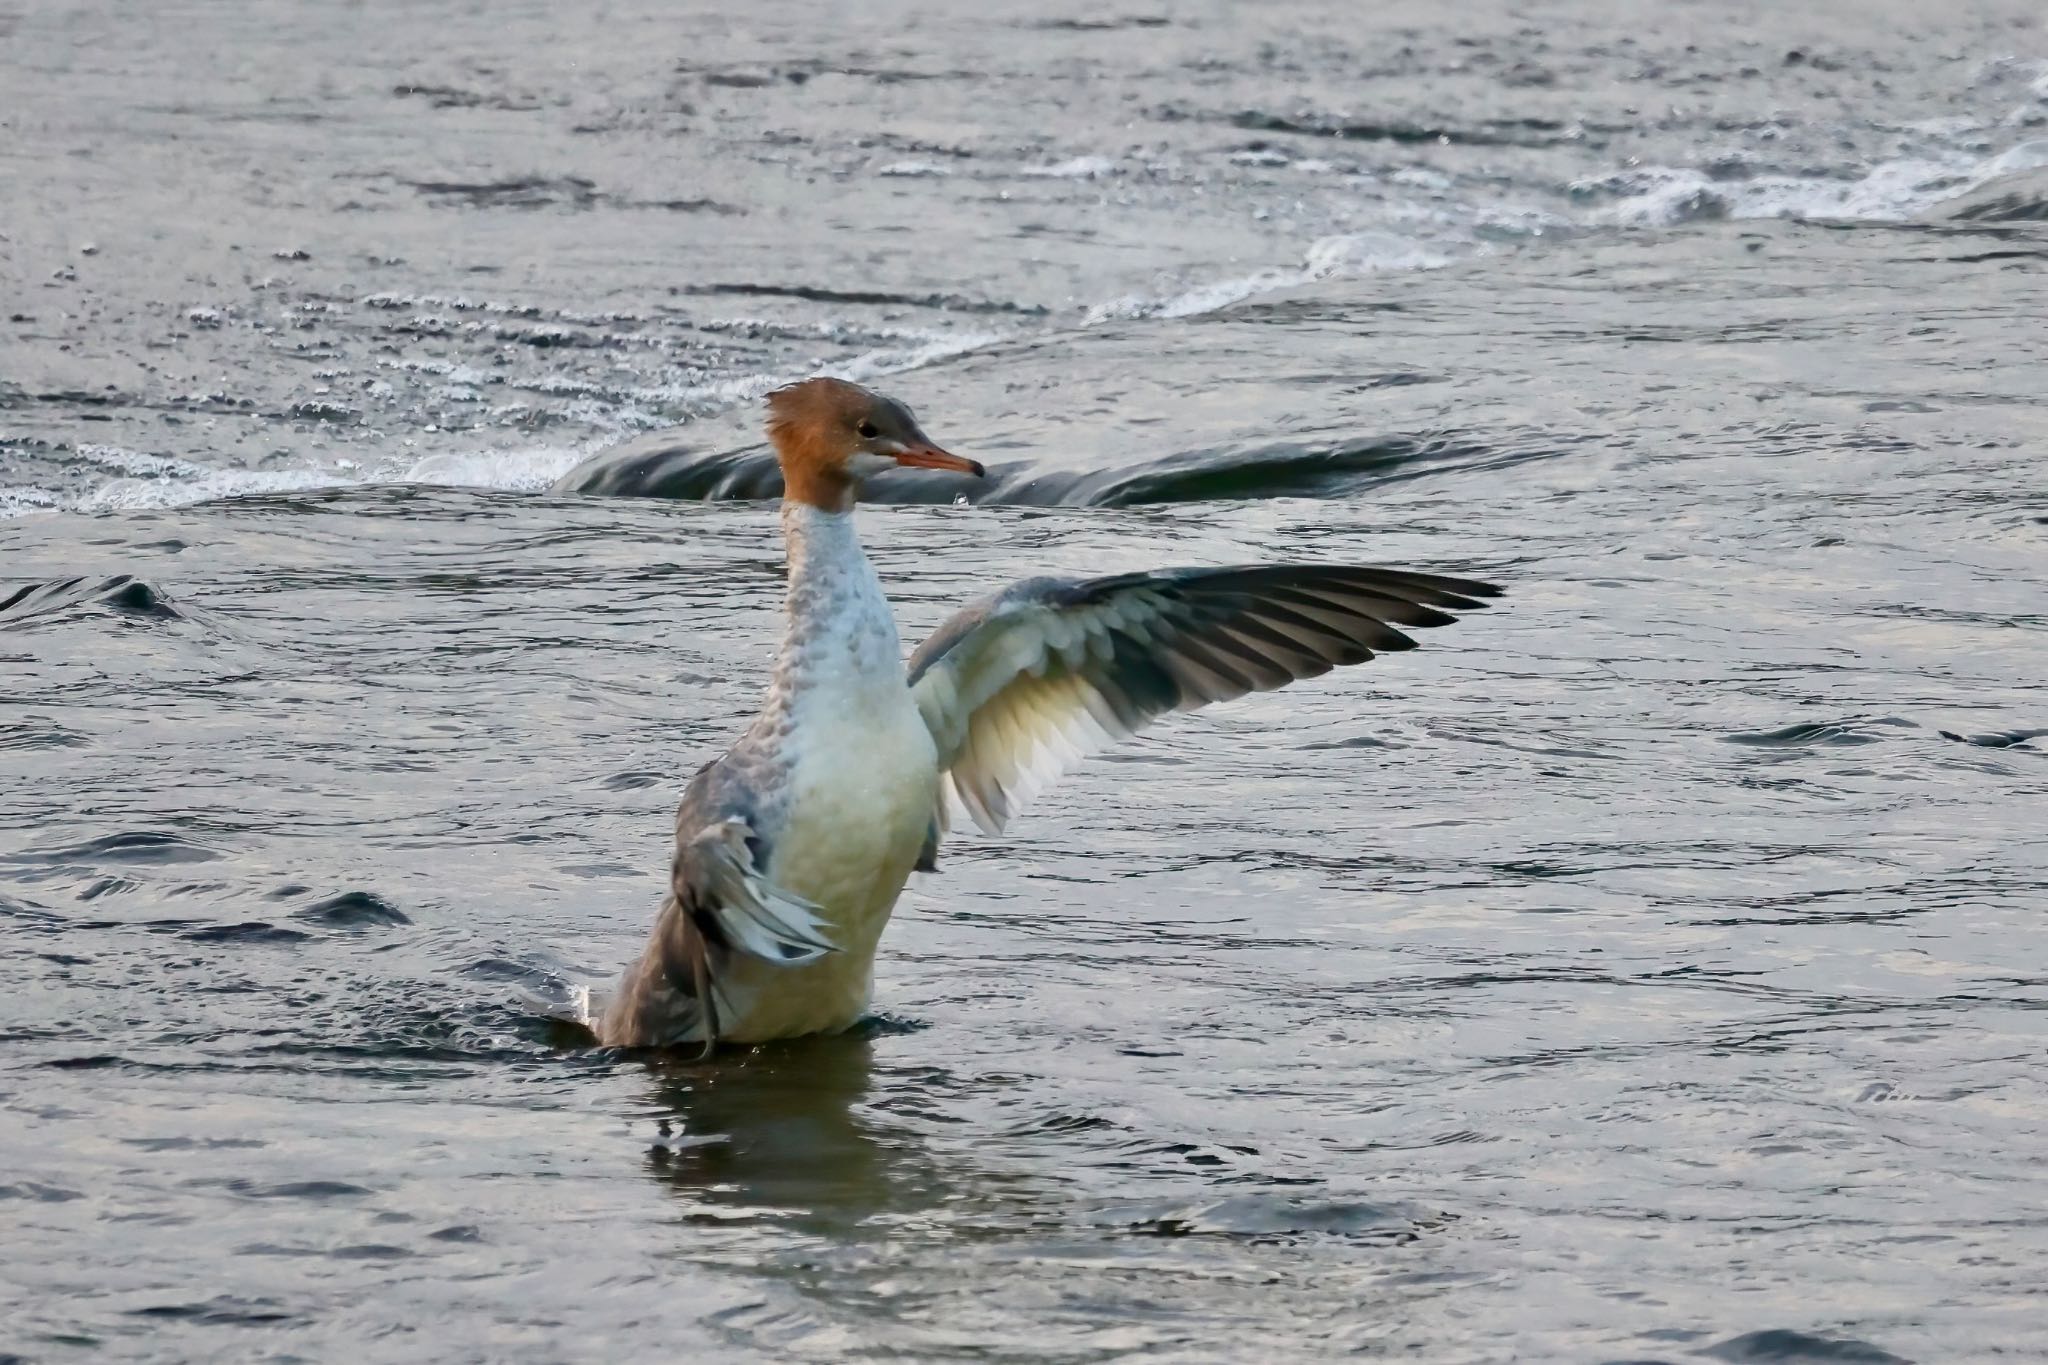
top-left (856, 420), bottom-right (879, 439)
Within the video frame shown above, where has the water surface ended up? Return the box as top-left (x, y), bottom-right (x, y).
top-left (4, 1), bottom-right (2047, 1360)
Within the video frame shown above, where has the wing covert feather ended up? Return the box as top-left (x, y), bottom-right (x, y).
top-left (908, 564), bottom-right (1500, 834)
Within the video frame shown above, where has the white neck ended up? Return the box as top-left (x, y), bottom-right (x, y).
top-left (764, 501), bottom-right (903, 712)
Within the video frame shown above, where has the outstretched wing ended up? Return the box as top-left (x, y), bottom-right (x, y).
top-left (907, 564), bottom-right (1500, 835)
top-left (598, 767), bottom-right (835, 1053)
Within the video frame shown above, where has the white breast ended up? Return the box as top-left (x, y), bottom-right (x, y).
top-left (713, 501), bottom-right (940, 1041)
top-left (777, 687), bottom-right (937, 918)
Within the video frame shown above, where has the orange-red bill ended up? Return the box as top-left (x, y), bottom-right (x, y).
top-left (894, 444), bottom-right (985, 477)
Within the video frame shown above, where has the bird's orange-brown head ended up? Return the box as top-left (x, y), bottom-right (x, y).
top-left (764, 377), bottom-right (983, 511)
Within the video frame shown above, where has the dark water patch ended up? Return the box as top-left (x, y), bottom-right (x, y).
top-left (128, 1296), bottom-right (302, 1327)
top-left (327, 1243), bottom-right (414, 1261)
top-left (0, 572), bottom-right (181, 626)
top-left (158, 880), bottom-right (236, 902)
top-left (1725, 720), bottom-right (1906, 748)
top-left (1299, 732), bottom-right (1404, 750)
top-left (1939, 727), bottom-right (2046, 749)
top-left (1021, 1111), bottom-right (1124, 1136)
top-left (538, 1014), bottom-right (602, 1049)
top-left (391, 82), bottom-right (543, 112)
top-left (1059, 434), bottom-right (1533, 506)
top-left (1943, 243), bottom-right (2048, 265)
top-left (123, 1136), bottom-right (266, 1152)
top-left (678, 56), bottom-right (964, 87)
top-left (293, 891), bottom-right (412, 930)
top-left (0, 1181), bottom-right (85, 1202)
top-left (0, 893), bottom-right (66, 930)
top-left (605, 196), bottom-right (744, 215)
top-left (1214, 106), bottom-right (1585, 149)
top-left (255, 1035), bottom-right (540, 1071)
top-left (1025, 14), bottom-right (1170, 31)
top-left (698, 68), bottom-right (781, 88)
top-left (553, 430), bottom-right (1543, 508)
top-left (14, 386), bottom-right (133, 409)
top-left (178, 920), bottom-right (314, 946)
top-left (676, 282), bottom-right (1049, 316)
top-left (0, 720), bottom-right (90, 751)
top-left (100, 575), bottom-right (179, 616)
top-left (283, 399), bottom-right (358, 423)
top-left (407, 175), bottom-right (599, 209)
top-left (841, 1012), bottom-right (927, 1040)
top-left (460, 954), bottom-right (562, 987)
top-left (599, 770), bottom-right (667, 790)
top-left (1699, 1329), bottom-right (1909, 1363)
top-left (555, 861), bottom-right (642, 880)
top-left (488, 321), bottom-right (640, 351)
top-left (1929, 167), bottom-right (2048, 224)
top-left (552, 441), bottom-right (774, 501)
top-left (4, 831), bottom-right (225, 867)
top-left (220, 1179), bottom-right (373, 1201)
top-left (1135, 1137), bottom-right (1264, 1168)
top-left (1108, 1194), bottom-right (1444, 1244)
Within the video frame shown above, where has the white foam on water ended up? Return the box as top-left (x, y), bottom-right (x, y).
top-left (1580, 139), bottom-right (2048, 228)
top-left (1085, 229), bottom-right (1459, 323)
top-left (876, 159), bottom-right (953, 178)
top-left (398, 446), bottom-right (592, 492)
top-left (1983, 138), bottom-right (2048, 177)
top-left (46, 323), bottom-right (1015, 514)
top-left (75, 444), bottom-right (206, 480)
top-left (1302, 230), bottom-right (1458, 278)
top-left (19, 123), bottom-right (2042, 520)
top-left (0, 487), bottom-right (61, 518)
top-left (83, 464), bottom-right (360, 512)
top-left (1020, 155), bottom-right (1118, 179)
top-left (65, 441), bottom-right (611, 513)
top-left (835, 328), bottom-right (1008, 380)
top-left (634, 327), bottom-right (1007, 414)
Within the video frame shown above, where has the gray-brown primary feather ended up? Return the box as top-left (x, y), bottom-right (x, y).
top-left (907, 564), bottom-right (1501, 834)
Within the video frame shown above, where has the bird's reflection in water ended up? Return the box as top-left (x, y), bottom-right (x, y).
top-left (639, 1028), bottom-right (967, 1234)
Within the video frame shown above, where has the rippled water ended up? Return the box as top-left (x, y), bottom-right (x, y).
top-left (5, 1), bottom-right (2048, 1360)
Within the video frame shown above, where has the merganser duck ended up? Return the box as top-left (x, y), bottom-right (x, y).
top-left (599, 377), bottom-right (1500, 1053)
